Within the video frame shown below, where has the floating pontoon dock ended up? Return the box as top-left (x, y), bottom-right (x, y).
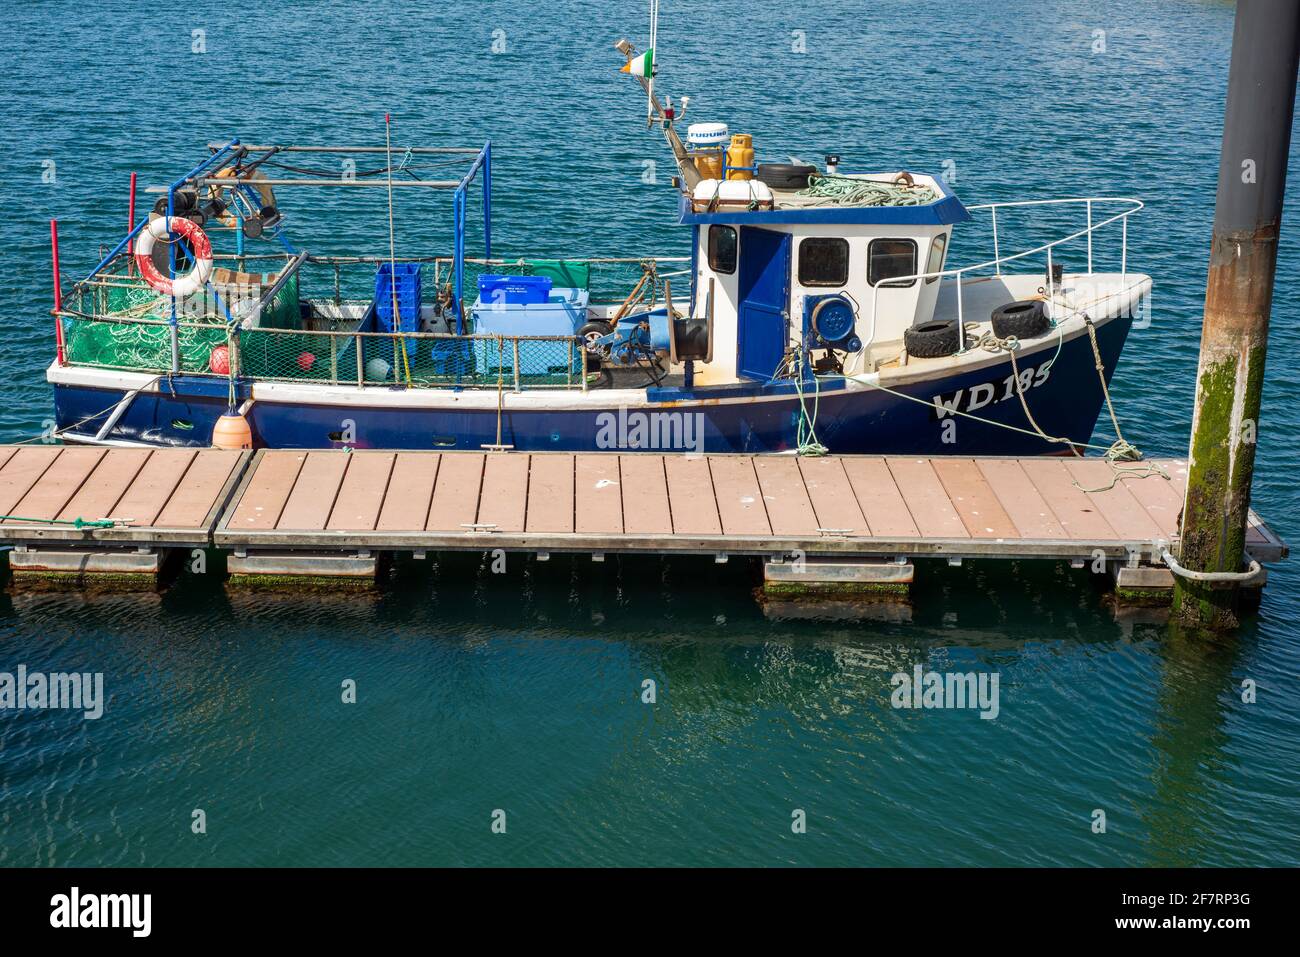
top-left (0, 445), bottom-right (1286, 594)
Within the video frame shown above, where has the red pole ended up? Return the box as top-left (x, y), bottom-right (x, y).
top-left (127, 171), bottom-right (137, 275)
top-left (50, 219), bottom-right (66, 365)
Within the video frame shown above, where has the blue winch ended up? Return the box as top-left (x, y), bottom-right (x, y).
top-left (585, 308), bottom-right (673, 367)
top-left (803, 293), bottom-right (863, 353)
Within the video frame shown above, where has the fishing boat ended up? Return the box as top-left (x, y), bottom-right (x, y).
top-left (45, 40), bottom-right (1150, 456)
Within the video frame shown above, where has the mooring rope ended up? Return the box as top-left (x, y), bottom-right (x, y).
top-left (774, 352), bottom-right (828, 456)
top-left (796, 174), bottom-right (938, 208)
top-left (946, 296), bottom-right (1167, 492)
top-left (0, 514), bottom-right (118, 528)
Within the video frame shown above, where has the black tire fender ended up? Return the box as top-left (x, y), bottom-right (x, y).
top-left (903, 319), bottom-right (961, 358)
top-left (990, 300), bottom-right (1049, 339)
top-left (755, 163), bottom-right (817, 190)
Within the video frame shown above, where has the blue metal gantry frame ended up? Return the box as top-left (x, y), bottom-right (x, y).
top-left (452, 140), bottom-right (492, 333)
top-left (78, 136), bottom-right (494, 358)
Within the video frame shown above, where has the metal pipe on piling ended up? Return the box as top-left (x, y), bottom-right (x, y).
top-left (1173, 0), bottom-right (1300, 629)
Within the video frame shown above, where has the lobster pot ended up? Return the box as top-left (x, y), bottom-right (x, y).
top-left (207, 267), bottom-right (300, 328)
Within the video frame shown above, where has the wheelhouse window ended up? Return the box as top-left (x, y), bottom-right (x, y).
top-left (798, 237), bottom-right (849, 286)
top-left (924, 234), bottom-right (947, 284)
top-left (868, 238), bottom-right (918, 287)
top-left (708, 225), bottom-right (737, 274)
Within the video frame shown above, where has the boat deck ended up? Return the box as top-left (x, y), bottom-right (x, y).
top-left (0, 446), bottom-right (1286, 565)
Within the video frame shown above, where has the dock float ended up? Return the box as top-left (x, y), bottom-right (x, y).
top-left (0, 446), bottom-right (248, 583)
top-left (0, 446), bottom-right (1287, 598)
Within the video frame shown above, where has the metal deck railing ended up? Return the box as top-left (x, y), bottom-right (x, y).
top-left (867, 196), bottom-right (1146, 349)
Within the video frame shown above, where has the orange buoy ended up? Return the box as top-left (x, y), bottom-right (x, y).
top-left (208, 345), bottom-right (230, 374)
top-left (212, 413), bottom-right (252, 450)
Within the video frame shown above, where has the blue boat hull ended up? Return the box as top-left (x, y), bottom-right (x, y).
top-left (53, 317), bottom-right (1130, 456)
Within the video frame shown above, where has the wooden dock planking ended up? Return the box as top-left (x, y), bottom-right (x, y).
top-left (931, 458), bottom-right (1020, 539)
top-left (1123, 462), bottom-right (1185, 540)
top-left (376, 453), bottom-right (439, 532)
top-left (0, 447), bottom-right (246, 545)
top-left (753, 456), bottom-right (819, 536)
top-left (574, 454), bottom-right (623, 534)
top-left (153, 450), bottom-right (243, 529)
top-left (886, 458), bottom-right (969, 539)
top-left (3, 448), bottom-right (106, 524)
top-left (1, 445), bottom-right (1275, 567)
top-left (275, 452), bottom-right (350, 530)
top-left (111, 449), bottom-right (198, 526)
top-left (840, 457), bottom-right (918, 537)
top-left (1018, 458), bottom-right (1119, 540)
top-left (426, 452), bottom-right (485, 531)
top-left (619, 455), bottom-right (673, 534)
top-left (55, 448), bottom-right (152, 524)
top-left (477, 452), bottom-right (530, 532)
top-left (708, 455), bottom-right (772, 536)
top-left (663, 455), bottom-right (722, 535)
top-left (976, 459), bottom-right (1066, 539)
top-left (798, 457), bottom-right (868, 535)
top-left (327, 452), bottom-right (395, 531)
top-left (0, 447), bottom-right (63, 517)
top-left (1064, 459), bottom-right (1165, 542)
top-left (525, 454), bottom-right (575, 534)
top-left (228, 450), bottom-right (308, 530)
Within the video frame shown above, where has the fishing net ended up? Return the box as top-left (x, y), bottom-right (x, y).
top-left (66, 271), bottom-right (300, 373)
top-left (236, 328), bottom-right (583, 388)
top-left (63, 317), bottom-right (229, 373)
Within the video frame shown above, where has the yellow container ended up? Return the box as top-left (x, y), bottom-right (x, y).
top-left (725, 134), bottom-right (754, 181)
top-left (694, 149), bottom-right (724, 181)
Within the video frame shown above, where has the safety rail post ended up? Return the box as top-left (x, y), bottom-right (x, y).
top-left (991, 207), bottom-right (1001, 275)
top-left (1086, 199), bottom-right (1094, 273)
top-left (356, 333), bottom-right (364, 387)
top-left (127, 173), bottom-right (137, 276)
top-left (50, 220), bottom-right (66, 365)
top-left (512, 338), bottom-right (521, 392)
top-left (482, 141), bottom-right (492, 261)
top-left (955, 273), bottom-right (965, 351)
top-left (1047, 246), bottom-right (1055, 299)
top-left (329, 335), bottom-right (338, 384)
top-left (1121, 215), bottom-right (1128, 289)
top-left (453, 190), bottom-right (465, 332)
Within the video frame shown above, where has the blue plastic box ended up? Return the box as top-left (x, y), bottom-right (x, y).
top-left (470, 287), bottom-right (590, 377)
top-left (478, 274), bottom-right (552, 305)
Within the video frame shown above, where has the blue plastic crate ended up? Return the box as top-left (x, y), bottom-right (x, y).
top-left (375, 262), bottom-right (422, 331)
top-left (477, 274), bottom-right (552, 305)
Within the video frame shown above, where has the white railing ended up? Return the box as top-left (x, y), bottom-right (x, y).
top-left (866, 196), bottom-right (1144, 351)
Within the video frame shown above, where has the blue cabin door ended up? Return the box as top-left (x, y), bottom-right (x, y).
top-left (736, 227), bottom-right (791, 381)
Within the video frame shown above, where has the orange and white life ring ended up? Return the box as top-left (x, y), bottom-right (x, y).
top-left (134, 217), bottom-right (214, 297)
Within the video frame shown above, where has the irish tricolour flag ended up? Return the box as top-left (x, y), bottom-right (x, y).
top-left (620, 48), bottom-right (654, 77)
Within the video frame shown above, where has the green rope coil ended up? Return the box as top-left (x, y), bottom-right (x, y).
top-left (796, 174), bottom-right (938, 208)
